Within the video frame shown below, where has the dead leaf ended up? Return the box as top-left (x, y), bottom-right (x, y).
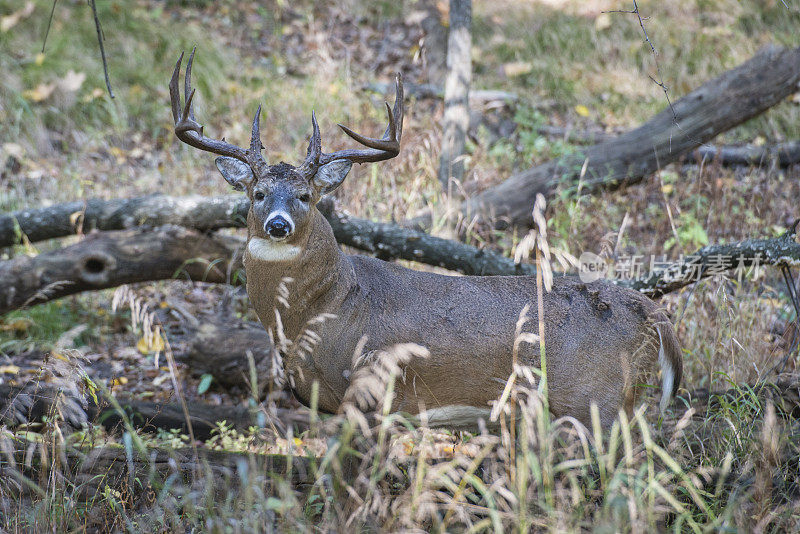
top-left (0, 318), bottom-right (33, 332)
top-left (0, 365), bottom-right (21, 375)
top-left (108, 146), bottom-right (127, 164)
top-left (58, 70), bottom-right (86, 92)
top-left (69, 210), bottom-right (83, 227)
top-left (502, 61), bottom-right (533, 78)
top-left (82, 87), bottom-right (105, 103)
top-left (1, 2), bottom-right (34, 33)
top-left (137, 333), bottom-right (165, 355)
top-left (2, 143), bottom-right (24, 159)
top-left (23, 83), bottom-right (56, 103)
top-left (595, 13), bottom-right (612, 31)
top-left (575, 104), bottom-right (591, 117)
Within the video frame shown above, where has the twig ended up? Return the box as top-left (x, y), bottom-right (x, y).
top-left (605, 1), bottom-right (704, 151)
top-left (88, 0), bottom-right (114, 98)
top-left (605, 2), bottom-right (674, 122)
top-left (41, 0), bottom-right (58, 53)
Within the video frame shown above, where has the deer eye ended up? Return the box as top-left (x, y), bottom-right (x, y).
top-left (254, 191), bottom-right (265, 201)
top-left (298, 193), bottom-right (311, 203)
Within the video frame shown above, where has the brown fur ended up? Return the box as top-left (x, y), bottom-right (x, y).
top-left (244, 208), bottom-right (683, 429)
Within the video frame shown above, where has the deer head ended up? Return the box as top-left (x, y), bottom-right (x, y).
top-left (170, 49), bottom-right (403, 245)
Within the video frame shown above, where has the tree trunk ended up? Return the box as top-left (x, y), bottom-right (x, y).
top-left (437, 0), bottom-right (472, 189)
top-left (0, 225), bottom-right (242, 314)
top-left (417, 45), bottom-right (800, 229)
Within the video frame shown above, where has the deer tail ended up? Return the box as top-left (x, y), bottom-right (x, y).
top-left (654, 320), bottom-right (683, 412)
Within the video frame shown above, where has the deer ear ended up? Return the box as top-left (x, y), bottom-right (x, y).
top-left (311, 160), bottom-right (353, 196)
top-left (215, 157), bottom-right (254, 191)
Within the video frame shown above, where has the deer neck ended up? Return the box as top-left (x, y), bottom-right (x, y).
top-left (243, 208), bottom-right (356, 342)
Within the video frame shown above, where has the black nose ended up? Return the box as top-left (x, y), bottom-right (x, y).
top-left (266, 216), bottom-right (291, 238)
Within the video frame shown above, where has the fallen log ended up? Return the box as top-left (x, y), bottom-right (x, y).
top-left (692, 140), bottom-right (800, 168)
top-left (0, 225), bottom-right (243, 315)
top-left (0, 194), bottom-right (535, 281)
top-left (0, 194), bottom-right (249, 249)
top-left (170, 318), bottom-right (276, 391)
top-left (1, 442), bottom-right (314, 503)
top-left (625, 221), bottom-right (800, 298)
top-left (1, 198), bottom-right (799, 315)
top-left (419, 45), bottom-right (800, 229)
top-left (535, 127), bottom-right (800, 168)
top-left (0, 383), bottom-right (310, 440)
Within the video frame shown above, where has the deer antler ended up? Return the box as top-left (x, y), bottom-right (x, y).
top-left (299, 73), bottom-right (404, 176)
top-left (169, 48), bottom-right (265, 166)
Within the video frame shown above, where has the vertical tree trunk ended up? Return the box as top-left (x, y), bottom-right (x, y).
top-left (437, 0), bottom-right (472, 191)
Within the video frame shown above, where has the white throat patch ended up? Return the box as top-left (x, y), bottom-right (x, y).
top-left (247, 237), bottom-right (301, 262)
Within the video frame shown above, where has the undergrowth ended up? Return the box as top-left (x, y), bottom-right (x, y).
top-left (1, 0), bottom-right (799, 531)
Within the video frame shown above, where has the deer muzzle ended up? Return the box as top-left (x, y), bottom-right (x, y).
top-left (264, 211), bottom-right (294, 240)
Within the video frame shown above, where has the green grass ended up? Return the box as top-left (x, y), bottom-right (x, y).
top-left (0, 299), bottom-right (98, 353)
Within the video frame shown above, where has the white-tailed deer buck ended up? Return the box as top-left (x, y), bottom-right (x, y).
top-left (170, 50), bottom-right (682, 428)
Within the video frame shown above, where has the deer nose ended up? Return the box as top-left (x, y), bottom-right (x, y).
top-left (265, 215), bottom-right (292, 239)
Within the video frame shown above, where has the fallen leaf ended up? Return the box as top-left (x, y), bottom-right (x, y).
top-left (197, 373), bottom-right (213, 394)
top-left (0, 318), bottom-right (33, 332)
top-left (82, 87), bottom-right (105, 103)
top-left (595, 13), bottom-right (612, 31)
top-left (502, 61), bottom-right (533, 78)
top-left (152, 373), bottom-right (170, 387)
top-left (108, 146), bottom-right (127, 164)
top-left (58, 70), bottom-right (86, 92)
top-left (2, 143), bottom-right (24, 159)
top-left (137, 333), bottom-right (165, 354)
top-left (0, 365), bottom-right (20, 375)
top-left (23, 82), bottom-right (56, 103)
top-left (69, 210), bottom-right (83, 227)
top-left (1, 2), bottom-right (34, 32)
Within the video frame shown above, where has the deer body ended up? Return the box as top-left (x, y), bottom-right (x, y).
top-left (245, 207), bottom-right (680, 427)
top-left (170, 50), bottom-right (682, 428)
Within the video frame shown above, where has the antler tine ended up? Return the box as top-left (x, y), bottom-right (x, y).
top-left (250, 104), bottom-right (264, 155)
top-left (392, 72), bottom-right (404, 140)
top-left (297, 112), bottom-right (322, 175)
top-left (184, 47), bottom-right (197, 122)
top-left (169, 52), bottom-right (185, 123)
top-left (169, 49), bottom-right (249, 162)
top-left (317, 73), bottom-right (404, 166)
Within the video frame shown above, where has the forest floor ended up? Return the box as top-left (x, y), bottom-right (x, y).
top-left (1, 0), bottom-right (800, 531)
